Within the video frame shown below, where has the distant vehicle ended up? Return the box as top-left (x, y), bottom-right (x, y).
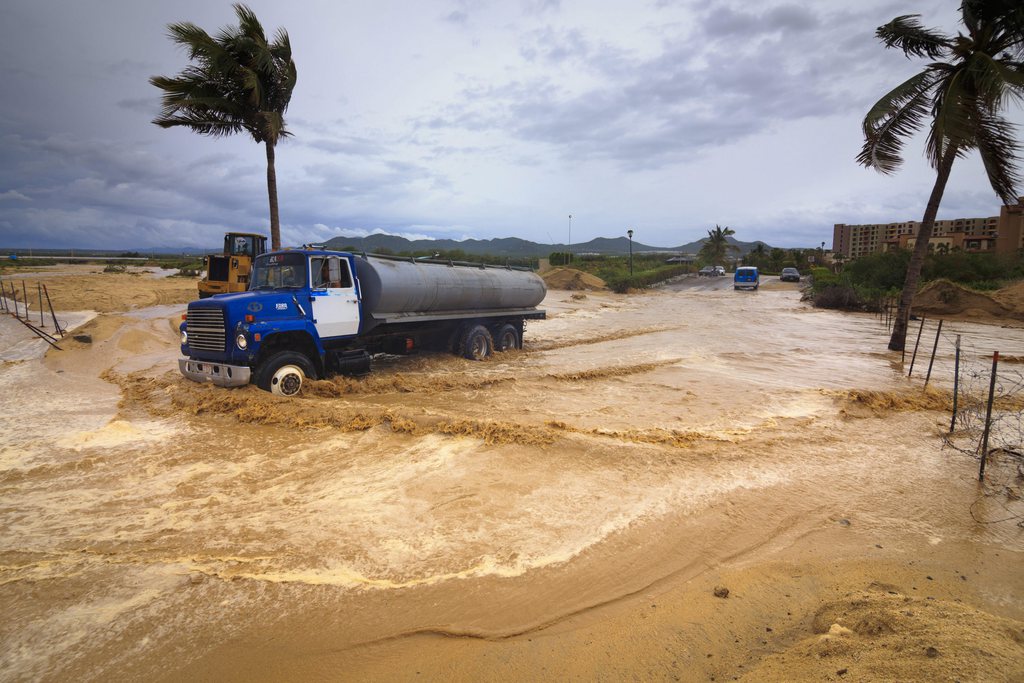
top-left (780, 267), bottom-right (801, 282)
top-left (713, 265), bottom-right (726, 276)
top-left (698, 266), bottom-right (715, 277)
top-left (734, 266), bottom-right (759, 290)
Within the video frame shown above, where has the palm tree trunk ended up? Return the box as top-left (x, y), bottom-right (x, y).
top-left (266, 141), bottom-right (281, 251)
top-left (888, 147), bottom-right (957, 351)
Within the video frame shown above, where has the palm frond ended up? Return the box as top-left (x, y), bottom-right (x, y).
top-left (857, 71), bottom-right (939, 172)
top-left (964, 51), bottom-right (1024, 107)
top-left (233, 4), bottom-right (268, 46)
top-left (926, 68), bottom-right (977, 164)
top-left (877, 15), bottom-right (951, 58)
top-left (973, 107), bottom-right (1022, 202)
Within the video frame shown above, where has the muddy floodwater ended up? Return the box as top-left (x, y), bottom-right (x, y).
top-left (1, 274), bottom-right (1023, 681)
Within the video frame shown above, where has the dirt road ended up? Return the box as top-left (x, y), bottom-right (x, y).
top-left (1, 274), bottom-right (1022, 681)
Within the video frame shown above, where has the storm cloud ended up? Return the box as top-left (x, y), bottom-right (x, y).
top-left (0, 0), bottom-right (1017, 250)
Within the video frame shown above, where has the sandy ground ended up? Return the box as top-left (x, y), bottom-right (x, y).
top-left (0, 268), bottom-right (1023, 682)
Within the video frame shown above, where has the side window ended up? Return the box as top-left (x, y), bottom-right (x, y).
top-left (311, 257), bottom-right (328, 288)
top-left (330, 258), bottom-right (353, 289)
top-left (313, 257), bottom-right (354, 289)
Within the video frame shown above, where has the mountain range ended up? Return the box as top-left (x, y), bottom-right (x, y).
top-left (3, 235), bottom-right (776, 258)
top-left (321, 234), bottom-right (770, 258)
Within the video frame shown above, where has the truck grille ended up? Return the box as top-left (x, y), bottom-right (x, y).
top-left (187, 308), bottom-right (226, 352)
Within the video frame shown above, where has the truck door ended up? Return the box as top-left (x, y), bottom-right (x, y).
top-left (309, 256), bottom-right (360, 338)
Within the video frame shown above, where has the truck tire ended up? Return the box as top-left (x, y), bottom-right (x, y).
top-left (459, 324), bottom-right (494, 360)
top-left (494, 323), bottom-right (521, 352)
top-left (257, 351), bottom-right (316, 396)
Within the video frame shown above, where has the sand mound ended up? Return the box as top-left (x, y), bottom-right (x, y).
top-left (542, 267), bottom-right (606, 291)
top-left (993, 279), bottom-right (1024, 311)
top-left (912, 279), bottom-right (1020, 321)
top-left (740, 589), bottom-right (1024, 682)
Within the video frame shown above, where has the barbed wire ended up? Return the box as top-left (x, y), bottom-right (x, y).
top-left (881, 310), bottom-right (1024, 526)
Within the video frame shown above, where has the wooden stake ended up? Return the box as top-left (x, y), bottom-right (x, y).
top-left (949, 335), bottom-right (961, 433)
top-left (924, 319), bottom-right (943, 388)
top-left (979, 351), bottom-right (999, 481)
top-left (44, 285), bottom-right (62, 336)
top-left (908, 315), bottom-right (926, 377)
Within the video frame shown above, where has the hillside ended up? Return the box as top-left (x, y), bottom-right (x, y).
top-left (322, 234), bottom-right (770, 258)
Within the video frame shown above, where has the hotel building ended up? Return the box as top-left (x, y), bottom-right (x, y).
top-left (832, 197), bottom-right (1024, 258)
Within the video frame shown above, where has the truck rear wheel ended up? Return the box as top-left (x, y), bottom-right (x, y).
top-left (459, 324), bottom-right (494, 360)
top-left (257, 351), bottom-right (316, 396)
top-left (494, 323), bottom-right (521, 351)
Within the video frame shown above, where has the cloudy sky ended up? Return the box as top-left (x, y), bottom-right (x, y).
top-left (1, 0), bottom-right (1020, 250)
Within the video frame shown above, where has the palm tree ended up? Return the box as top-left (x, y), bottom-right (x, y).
top-left (150, 4), bottom-right (297, 250)
top-left (858, 0), bottom-right (1023, 351)
top-left (698, 224), bottom-right (737, 265)
top-left (832, 252), bottom-right (847, 273)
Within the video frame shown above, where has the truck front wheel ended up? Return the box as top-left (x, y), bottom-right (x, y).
top-left (257, 351), bottom-right (316, 396)
top-left (459, 324), bottom-right (494, 361)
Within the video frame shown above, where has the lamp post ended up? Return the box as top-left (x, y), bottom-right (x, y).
top-left (568, 214), bottom-right (573, 266)
top-left (627, 229), bottom-right (634, 276)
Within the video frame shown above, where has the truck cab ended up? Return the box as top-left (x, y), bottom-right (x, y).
top-left (181, 249), bottom-right (365, 395)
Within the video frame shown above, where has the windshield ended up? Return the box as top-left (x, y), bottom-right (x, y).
top-left (228, 234), bottom-right (255, 257)
top-left (251, 253), bottom-right (307, 290)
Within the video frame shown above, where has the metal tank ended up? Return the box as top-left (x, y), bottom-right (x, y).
top-left (354, 254), bottom-right (546, 320)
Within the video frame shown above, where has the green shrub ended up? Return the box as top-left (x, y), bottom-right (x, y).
top-left (604, 264), bottom-right (689, 293)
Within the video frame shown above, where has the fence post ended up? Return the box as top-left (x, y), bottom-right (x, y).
top-left (9, 281), bottom-right (20, 319)
top-left (44, 285), bottom-right (62, 336)
top-left (924, 319), bottom-right (943, 388)
top-left (979, 351), bottom-right (1000, 481)
top-left (949, 335), bottom-right (961, 433)
top-left (37, 283), bottom-right (44, 327)
top-left (908, 315), bottom-right (927, 377)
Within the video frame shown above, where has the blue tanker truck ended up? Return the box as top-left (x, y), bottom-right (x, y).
top-left (178, 248), bottom-right (547, 395)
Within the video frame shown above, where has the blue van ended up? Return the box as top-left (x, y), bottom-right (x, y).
top-left (734, 266), bottom-right (759, 290)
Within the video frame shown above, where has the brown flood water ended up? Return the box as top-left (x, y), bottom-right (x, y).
top-left (1, 277), bottom-right (1023, 681)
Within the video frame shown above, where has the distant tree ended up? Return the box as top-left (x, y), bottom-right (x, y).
top-left (150, 4), bottom-right (297, 251)
top-left (744, 242), bottom-right (769, 269)
top-left (832, 252), bottom-right (847, 273)
top-left (698, 225), bottom-right (737, 264)
top-left (858, 1), bottom-right (1024, 351)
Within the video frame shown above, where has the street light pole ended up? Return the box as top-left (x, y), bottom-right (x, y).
top-left (568, 214), bottom-right (572, 266)
top-left (627, 229), bottom-right (634, 276)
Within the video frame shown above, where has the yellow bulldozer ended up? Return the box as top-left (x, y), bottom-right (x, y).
top-left (198, 232), bottom-right (268, 298)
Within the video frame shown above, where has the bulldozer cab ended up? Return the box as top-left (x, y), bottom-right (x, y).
top-left (198, 232), bottom-right (268, 299)
top-left (226, 233), bottom-right (265, 258)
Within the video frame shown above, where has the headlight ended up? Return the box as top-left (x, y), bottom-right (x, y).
top-left (180, 330), bottom-right (188, 345)
top-left (236, 333), bottom-right (248, 350)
